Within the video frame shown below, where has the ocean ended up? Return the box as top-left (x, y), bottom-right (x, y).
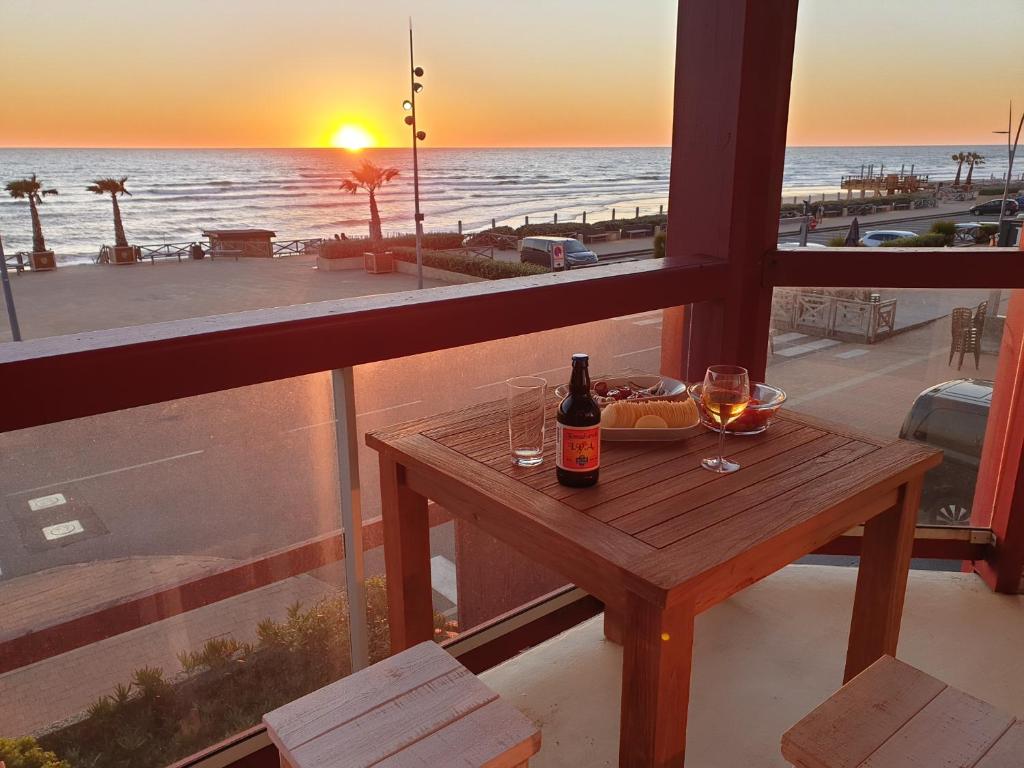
top-left (0, 145), bottom-right (1014, 264)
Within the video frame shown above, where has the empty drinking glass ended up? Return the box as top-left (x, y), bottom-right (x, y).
top-left (506, 376), bottom-right (547, 466)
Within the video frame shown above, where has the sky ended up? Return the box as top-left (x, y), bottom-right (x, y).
top-left (0, 0), bottom-right (1021, 148)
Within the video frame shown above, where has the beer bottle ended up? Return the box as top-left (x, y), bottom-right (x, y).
top-left (556, 353), bottom-right (601, 487)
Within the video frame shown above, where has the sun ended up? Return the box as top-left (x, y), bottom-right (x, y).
top-left (330, 125), bottom-right (375, 151)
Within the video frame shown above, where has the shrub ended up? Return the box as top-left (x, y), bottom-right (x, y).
top-left (512, 222), bottom-right (594, 238)
top-left (0, 738), bottom-right (70, 768)
top-left (975, 223), bottom-right (999, 244)
top-left (320, 232), bottom-right (464, 259)
top-left (880, 233), bottom-right (949, 247)
top-left (826, 235), bottom-right (847, 247)
top-left (590, 213), bottom-right (666, 232)
top-left (929, 220), bottom-right (956, 236)
top-left (36, 577), bottom-right (455, 768)
top-left (978, 183), bottom-right (1024, 196)
top-left (391, 247), bottom-right (549, 279)
top-left (653, 231), bottom-right (666, 258)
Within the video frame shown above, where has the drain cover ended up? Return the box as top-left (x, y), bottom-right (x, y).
top-left (42, 520), bottom-right (85, 540)
top-left (29, 493), bottom-right (67, 512)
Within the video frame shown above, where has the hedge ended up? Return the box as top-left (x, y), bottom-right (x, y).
top-left (320, 232), bottom-right (464, 259)
top-left (390, 247), bottom-right (549, 279)
top-left (978, 183), bottom-right (1024, 196)
top-left (974, 223), bottom-right (999, 243)
top-left (880, 233), bottom-right (949, 247)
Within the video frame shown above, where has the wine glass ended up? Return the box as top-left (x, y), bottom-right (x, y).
top-left (700, 365), bottom-right (750, 474)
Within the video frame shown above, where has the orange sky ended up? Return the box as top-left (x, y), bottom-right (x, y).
top-left (0, 0), bottom-right (1021, 148)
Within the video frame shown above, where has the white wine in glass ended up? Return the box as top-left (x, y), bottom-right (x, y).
top-left (700, 365), bottom-right (750, 473)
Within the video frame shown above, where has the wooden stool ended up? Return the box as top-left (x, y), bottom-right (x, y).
top-left (264, 641), bottom-right (540, 768)
top-left (782, 655), bottom-right (1022, 767)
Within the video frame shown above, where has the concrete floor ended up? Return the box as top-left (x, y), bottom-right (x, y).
top-left (481, 565), bottom-right (1024, 768)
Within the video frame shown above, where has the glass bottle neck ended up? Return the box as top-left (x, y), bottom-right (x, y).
top-left (570, 362), bottom-right (591, 396)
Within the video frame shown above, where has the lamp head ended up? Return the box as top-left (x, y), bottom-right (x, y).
top-left (416, 130), bottom-right (426, 141)
top-left (413, 82), bottom-right (423, 93)
top-left (413, 66), bottom-right (424, 77)
top-left (402, 100), bottom-right (413, 111)
top-left (404, 115), bottom-right (414, 126)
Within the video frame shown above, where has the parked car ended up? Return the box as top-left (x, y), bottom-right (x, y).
top-left (519, 236), bottom-right (598, 270)
top-left (899, 378), bottom-right (993, 525)
top-left (969, 199), bottom-right (1019, 216)
top-left (860, 230), bottom-right (916, 247)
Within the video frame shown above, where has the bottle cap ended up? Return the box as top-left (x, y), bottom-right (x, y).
top-left (571, 353), bottom-right (589, 363)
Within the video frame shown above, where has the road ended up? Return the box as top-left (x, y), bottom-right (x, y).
top-left (788, 210), bottom-right (1002, 245)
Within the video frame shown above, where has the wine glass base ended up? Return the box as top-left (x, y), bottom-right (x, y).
top-left (701, 456), bottom-right (740, 474)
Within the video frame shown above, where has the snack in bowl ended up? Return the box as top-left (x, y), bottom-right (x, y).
top-left (689, 381), bottom-right (786, 435)
top-left (601, 398), bottom-right (699, 429)
top-left (555, 374), bottom-right (687, 407)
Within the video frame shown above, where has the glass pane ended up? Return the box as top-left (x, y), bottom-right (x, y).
top-left (767, 287), bottom-right (1010, 528)
top-left (356, 310), bottom-right (668, 636)
top-left (0, 376), bottom-right (360, 767)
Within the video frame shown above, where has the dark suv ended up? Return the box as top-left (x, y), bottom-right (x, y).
top-left (969, 198), bottom-right (1019, 216)
top-left (898, 379), bottom-right (992, 525)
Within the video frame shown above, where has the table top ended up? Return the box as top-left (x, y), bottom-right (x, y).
top-left (367, 396), bottom-right (941, 611)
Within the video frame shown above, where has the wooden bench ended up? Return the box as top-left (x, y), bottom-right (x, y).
top-left (782, 655), bottom-right (1022, 768)
top-left (264, 641), bottom-right (541, 768)
top-left (584, 231), bottom-right (613, 243)
top-left (623, 227), bottom-right (651, 238)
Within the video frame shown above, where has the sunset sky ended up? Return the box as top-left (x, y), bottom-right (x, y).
top-left (0, 0), bottom-right (1021, 148)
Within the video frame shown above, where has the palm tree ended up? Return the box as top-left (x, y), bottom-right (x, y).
top-left (340, 160), bottom-right (399, 241)
top-left (5, 174), bottom-right (58, 252)
top-left (964, 152), bottom-right (985, 186)
top-left (951, 151), bottom-right (968, 186)
top-left (86, 177), bottom-right (132, 248)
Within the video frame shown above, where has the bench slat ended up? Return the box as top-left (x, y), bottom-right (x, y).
top-left (861, 686), bottom-right (1014, 768)
top-left (375, 699), bottom-right (541, 768)
top-left (781, 656), bottom-right (946, 768)
top-left (264, 641), bottom-right (462, 751)
top-left (974, 721), bottom-right (1024, 768)
top-left (289, 666), bottom-right (497, 767)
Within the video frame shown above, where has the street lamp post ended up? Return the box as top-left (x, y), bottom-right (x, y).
top-left (994, 99), bottom-right (1024, 239)
top-left (403, 22), bottom-right (427, 289)
top-left (0, 234), bottom-right (22, 342)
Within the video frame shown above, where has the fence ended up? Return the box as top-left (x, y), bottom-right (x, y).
top-left (773, 288), bottom-right (897, 343)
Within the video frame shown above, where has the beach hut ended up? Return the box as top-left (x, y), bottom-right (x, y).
top-left (201, 228), bottom-right (276, 258)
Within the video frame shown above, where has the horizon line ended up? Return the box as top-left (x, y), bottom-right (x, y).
top-left (0, 142), bottom-right (1011, 151)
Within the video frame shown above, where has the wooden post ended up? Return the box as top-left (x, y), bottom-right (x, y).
top-left (458, 220), bottom-right (462, 234)
top-left (582, 211), bottom-right (587, 223)
top-left (659, 204), bottom-right (664, 215)
top-left (491, 218), bottom-right (496, 228)
top-left (553, 212), bottom-right (558, 224)
top-left (844, 478), bottom-right (923, 682)
top-left (380, 455), bottom-right (435, 653)
top-left (612, 208), bottom-right (616, 220)
top-left (620, 596), bottom-right (695, 767)
top-left (635, 206), bottom-right (640, 218)
top-left (664, 0), bottom-right (799, 384)
top-left (525, 216), bottom-right (530, 225)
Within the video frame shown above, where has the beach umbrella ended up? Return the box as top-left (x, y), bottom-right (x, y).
top-left (844, 216), bottom-right (861, 247)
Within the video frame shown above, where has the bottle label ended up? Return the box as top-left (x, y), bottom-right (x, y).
top-left (556, 423), bottom-right (600, 472)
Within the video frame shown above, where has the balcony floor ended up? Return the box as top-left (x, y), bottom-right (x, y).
top-left (480, 565), bottom-right (1024, 767)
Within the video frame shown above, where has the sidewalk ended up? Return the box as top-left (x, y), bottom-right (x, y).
top-left (777, 198), bottom-right (974, 237)
top-left (0, 254), bottom-right (444, 342)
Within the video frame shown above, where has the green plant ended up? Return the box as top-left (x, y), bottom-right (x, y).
top-left (5, 174), bottom-right (58, 252)
top-left (826, 235), bottom-right (847, 247)
top-left (0, 737), bottom-right (70, 768)
top-left (390, 247), bottom-right (549, 279)
top-left (36, 577), bottom-right (452, 768)
top-left (928, 220), bottom-right (957, 245)
top-left (86, 177), bottom-right (131, 248)
top-left (319, 232), bottom-right (464, 259)
top-left (978, 183), bottom-right (1023, 196)
top-left (880, 233), bottom-right (949, 247)
top-left (653, 230), bottom-right (666, 258)
top-left (975, 223), bottom-right (999, 244)
top-left (952, 151), bottom-right (968, 186)
top-left (964, 152), bottom-right (985, 186)
top-left (339, 160), bottom-right (399, 240)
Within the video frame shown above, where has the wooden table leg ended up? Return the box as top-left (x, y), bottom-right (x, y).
top-left (619, 595), bottom-right (695, 768)
top-left (604, 606), bottom-right (624, 645)
top-left (844, 477), bottom-right (923, 683)
top-left (380, 454), bottom-right (435, 653)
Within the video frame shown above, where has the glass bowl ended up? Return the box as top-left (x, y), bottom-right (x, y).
top-left (687, 382), bottom-right (787, 435)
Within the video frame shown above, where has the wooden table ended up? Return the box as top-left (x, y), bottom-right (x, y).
top-left (367, 400), bottom-right (941, 768)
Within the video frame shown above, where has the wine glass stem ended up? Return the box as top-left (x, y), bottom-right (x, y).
top-left (717, 422), bottom-right (727, 466)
